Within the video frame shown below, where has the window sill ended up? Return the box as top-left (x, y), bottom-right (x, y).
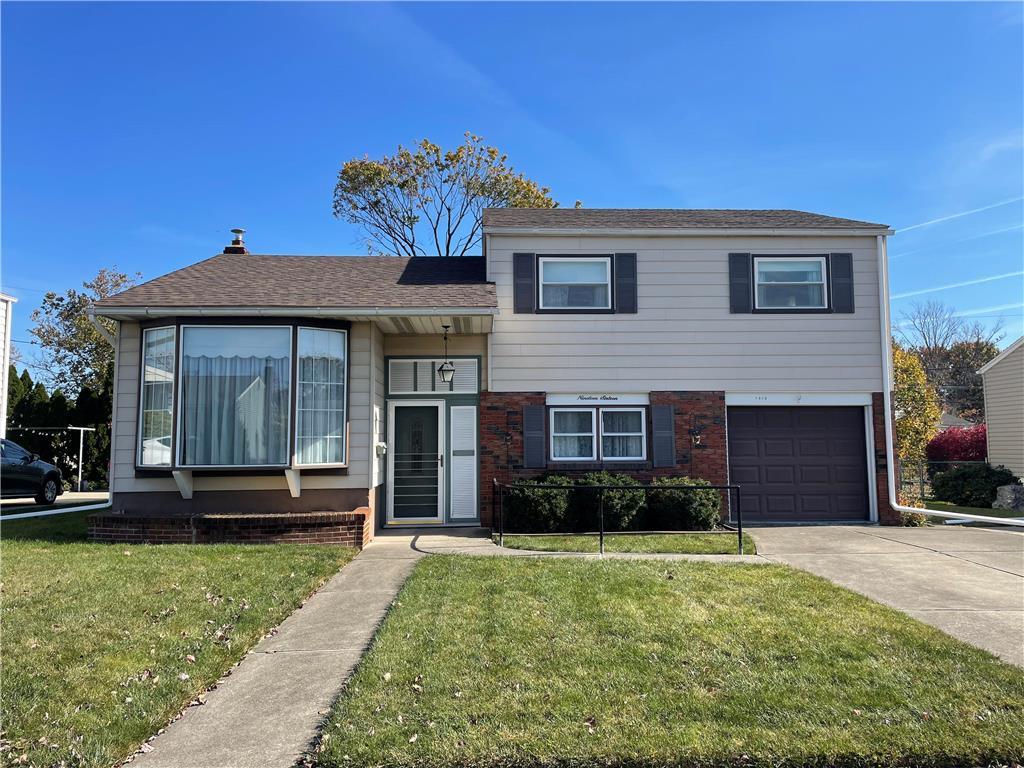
top-left (546, 461), bottom-right (653, 472)
top-left (534, 308), bottom-right (616, 315)
top-left (134, 466), bottom-right (349, 478)
top-left (751, 307), bottom-right (833, 314)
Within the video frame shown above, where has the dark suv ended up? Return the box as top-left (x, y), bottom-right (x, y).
top-left (1, 439), bottom-right (63, 504)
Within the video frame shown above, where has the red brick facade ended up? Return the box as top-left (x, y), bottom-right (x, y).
top-left (88, 509), bottom-right (371, 546)
top-left (478, 390), bottom-right (729, 526)
top-left (872, 391), bottom-right (900, 525)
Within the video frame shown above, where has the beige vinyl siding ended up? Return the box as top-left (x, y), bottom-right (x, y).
top-left (982, 343), bottom-right (1024, 477)
top-left (487, 235), bottom-right (884, 393)
top-left (383, 334), bottom-right (488, 390)
top-left (370, 323), bottom-right (385, 488)
top-left (111, 320), bottom-right (374, 494)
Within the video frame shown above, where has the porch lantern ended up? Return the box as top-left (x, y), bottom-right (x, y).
top-left (436, 325), bottom-right (456, 384)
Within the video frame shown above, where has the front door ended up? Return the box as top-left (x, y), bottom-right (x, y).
top-left (387, 401), bottom-right (444, 524)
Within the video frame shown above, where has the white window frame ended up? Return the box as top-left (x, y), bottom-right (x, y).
top-left (538, 256), bottom-right (612, 310)
top-left (137, 325), bottom-right (176, 467)
top-left (294, 326), bottom-right (349, 469)
top-left (599, 407), bottom-right (647, 461)
top-left (753, 255), bottom-right (828, 310)
top-left (549, 407), bottom-right (598, 461)
top-left (175, 324), bottom-right (295, 470)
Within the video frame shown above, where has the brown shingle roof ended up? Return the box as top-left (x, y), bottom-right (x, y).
top-left (482, 208), bottom-right (889, 230)
top-left (95, 254), bottom-right (495, 309)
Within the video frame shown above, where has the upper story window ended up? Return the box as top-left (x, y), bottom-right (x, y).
top-left (754, 256), bottom-right (827, 310)
top-left (538, 257), bottom-right (612, 310)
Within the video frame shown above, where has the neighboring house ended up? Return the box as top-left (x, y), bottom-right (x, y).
top-left (938, 411), bottom-right (976, 431)
top-left (90, 210), bottom-right (900, 544)
top-left (978, 336), bottom-right (1024, 477)
top-left (0, 292), bottom-right (16, 439)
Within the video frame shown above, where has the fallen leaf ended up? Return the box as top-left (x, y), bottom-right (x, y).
top-left (408, 734), bottom-right (418, 744)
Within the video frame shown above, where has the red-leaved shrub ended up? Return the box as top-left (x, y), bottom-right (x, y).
top-left (927, 425), bottom-right (988, 464)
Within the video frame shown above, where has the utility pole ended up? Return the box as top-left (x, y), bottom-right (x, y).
top-left (68, 426), bottom-right (97, 492)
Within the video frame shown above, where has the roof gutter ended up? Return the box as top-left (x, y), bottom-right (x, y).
top-left (875, 234), bottom-right (1023, 528)
top-left (88, 306), bottom-right (499, 319)
top-left (485, 226), bottom-right (896, 237)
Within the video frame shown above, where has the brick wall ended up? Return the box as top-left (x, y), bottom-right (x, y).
top-left (872, 391), bottom-right (900, 525)
top-left (88, 510), bottom-right (369, 546)
top-left (478, 390), bottom-right (728, 526)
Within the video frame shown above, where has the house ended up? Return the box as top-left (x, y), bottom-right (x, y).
top-left (89, 210), bottom-right (900, 544)
top-left (978, 336), bottom-right (1024, 477)
top-left (0, 292), bottom-right (16, 438)
top-left (938, 410), bottom-right (976, 431)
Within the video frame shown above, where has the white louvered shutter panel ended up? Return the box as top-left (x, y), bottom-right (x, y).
top-left (451, 359), bottom-right (478, 393)
top-left (449, 406), bottom-right (477, 519)
top-left (389, 360), bottom-right (415, 394)
top-left (416, 360), bottom-right (435, 392)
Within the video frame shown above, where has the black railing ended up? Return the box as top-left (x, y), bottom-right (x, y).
top-left (492, 479), bottom-right (744, 555)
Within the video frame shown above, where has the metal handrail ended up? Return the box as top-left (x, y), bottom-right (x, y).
top-left (492, 479), bottom-right (743, 555)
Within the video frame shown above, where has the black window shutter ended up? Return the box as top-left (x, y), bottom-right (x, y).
top-left (614, 253), bottom-right (637, 313)
top-left (728, 253), bottom-right (753, 313)
top-left (830, 253), bottom-right (855, 313)
top-left (651, 405), bottom-right (676, 468)
top-left (513, 253), bottom-right (536, 313)
top-left (523, 405), bottom-right (546, 468)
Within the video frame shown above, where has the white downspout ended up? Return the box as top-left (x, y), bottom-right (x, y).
top-left (876, 235), bottom-right (1022, 527)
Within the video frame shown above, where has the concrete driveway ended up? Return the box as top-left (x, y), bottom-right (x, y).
top-left (751, 525), bottom-right (1024, 666)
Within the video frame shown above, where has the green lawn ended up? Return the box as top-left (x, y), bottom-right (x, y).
top-left (316, 556), bottom-right (1024, 768)
top-left (496, 531), bottom-right (755, 554)
top-left (1, 510), bottom-right (355, 768)
top-left (925, 501), bottom-right (1024, 525)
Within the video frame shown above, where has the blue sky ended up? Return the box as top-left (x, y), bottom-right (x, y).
top-left (3, 1), bottom-right (1022, 366)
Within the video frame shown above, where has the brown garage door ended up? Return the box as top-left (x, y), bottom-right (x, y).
top-left (728, 406), bottom-right (869, 522)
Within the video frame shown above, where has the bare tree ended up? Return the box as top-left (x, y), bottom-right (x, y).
top-left (897, 301), bottom-right (1005, 421)
top-left (333, 133), bottom-right (574, 257)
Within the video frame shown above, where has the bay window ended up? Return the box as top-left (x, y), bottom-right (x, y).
top-left (549, 407), bottom-right (648, 462)
top-left (137, 322), bottom-right (349, 470)
top-left (538, 257), bottom-right (612, 310)
top-left (180, 326), bottom-right (292, 467)
top-left (139, 327), bottom-right (176, 466)
top-left (295, 327), bottom-right (347, 466)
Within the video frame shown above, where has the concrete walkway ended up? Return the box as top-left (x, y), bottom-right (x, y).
top-left (751, 525), bottom-right (1024, 666)
top-left (374, 526), bottom-right (767, 563)
top-left (130, 546), bottom-right (423, 768)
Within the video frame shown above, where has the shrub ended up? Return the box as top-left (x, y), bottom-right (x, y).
top-left (502, 475), bottom-right (573, 533)
top-left (568, 472), bottom-right (645, 532)
top-left (931, 464), bottom-right (1020, 508)
top-left (645, 476), bottom-right (722, 530)
top-left (926, 425), bottom-right (987, 466)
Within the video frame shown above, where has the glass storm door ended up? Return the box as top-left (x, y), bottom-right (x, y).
top-left (387, 401), bottom-right (444, 523)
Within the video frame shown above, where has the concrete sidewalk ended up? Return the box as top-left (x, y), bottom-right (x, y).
top-left (373, 526), bottom-right (767, 563)
top-left (130, 546), bottom-right (423, 768)
top-left (751, 525), bottom-right (1024, 666)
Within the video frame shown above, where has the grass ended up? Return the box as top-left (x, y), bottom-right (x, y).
top-left (925, 501), bottom-right (1024, 525)
top-left (1, 510), bottom-right (355, 768)
top-left (316, 556), bottom-right (1024, 768)
top-left (496, 531), bottom-right (756, 554)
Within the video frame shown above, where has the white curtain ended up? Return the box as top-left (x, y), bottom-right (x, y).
top-left (181, 354), bottom-right (290, 466)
